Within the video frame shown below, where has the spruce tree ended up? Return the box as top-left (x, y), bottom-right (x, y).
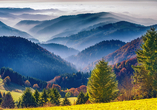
top-left (41, 88), bottom-right (48, 104)
top-left (133, 27), bottom-right (157, 97)
top-left (34, 89), bottom-right (40, 106)
top-left (87, 59), bottom-right (118, 103)
top-left (1, 92), bottom-right (15, 108)
top-left (21, 88), bottom-right (36, 107)
top-left (76, 91), bottom-right (85, 104)
top-left (62, 96), bottom-right (71, 106)
top-left (52, 88), bottom-right (61, 105)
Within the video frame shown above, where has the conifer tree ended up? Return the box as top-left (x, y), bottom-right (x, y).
top-left (1, 92), bottom-right (15, 108)
top-left (0, 92), bottom-right (2, 104)
top-left (52, 88), bottom-right (61, 105)
top-left (21, 88), bottom-right (36, 107)
top-left (62, 96), bottom-right (71, 106)
top-left (133, 27), bottom-right (157, 97)
top-left (76, 91), bottom-right (85, 104)
top-left (87, 59), bottom-right (118, 103)
top-left (34, 89), bottom-right (40, 106)
top-left (41, 88), bottom-right (48, 104)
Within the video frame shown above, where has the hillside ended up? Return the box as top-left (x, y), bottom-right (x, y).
top-left (0, 37), bottom-right (77, 81)
top-left (14, 20), bottom-right (43, 32)
top-left (48, 21), bottom-right (150, 50)
top-left (66, 40), bottom-right (126, 69)
top-left (83, 37), bottom-right (142, 72)
top-left (39, 43), bottom-right (79, 58)
top-left (24, 12), bottom-right (120, 41)
top-left (8, 98), bottom-right (157, 110)
top-left (0, 21), bottom-right (39, 43)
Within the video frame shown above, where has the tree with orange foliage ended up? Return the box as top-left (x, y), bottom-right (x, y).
top-left (46, 83), bottom-right (52, 89)
top-left (24, 80), bottom-right (31, 87)
top-left (77, 85), bottom-right (87, 93)
top-left (33, 84), bottom-right (39, 89)
top-left (52, 84), bottom-right (61, 92)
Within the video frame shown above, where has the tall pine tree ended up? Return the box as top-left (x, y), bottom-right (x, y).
top-left (21, 88), bottom-right (36, 107)
top-left (133, 27), bottom-right (157, 97)
top-left (34, 89), bottom-right (40, 106)
top-left (87, 59), bottom-right (118, 103)
top-left (1, 92), bottom-right (15, 108)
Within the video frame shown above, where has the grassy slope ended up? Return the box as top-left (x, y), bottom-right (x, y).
top-left (0, 78), bottom-right (77, 103)
top-left (5, 98), bottom-right (157, 110)
top-left (0, 78), bottom-right (24, 101)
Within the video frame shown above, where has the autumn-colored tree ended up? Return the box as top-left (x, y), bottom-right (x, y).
top-left (77, 85), bottom-right (87, 93)
top-left (1, 92), bottom-right (15, 108)
top-left (46, 83), bottom-right (52, 89)
top-left (3, 76), bottom-right (11, 85)
top-left (33, 84), bottom-right (39, 89)
top-left (24, 80), bottom-right (31, 87)
top-left (73, 89), bottom-right (79, 97)
top-left (52, 84), bottom-right (61, 92)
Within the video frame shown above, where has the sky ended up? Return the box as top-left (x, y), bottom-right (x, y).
top-left (0, 0), bottom-right (157, 26)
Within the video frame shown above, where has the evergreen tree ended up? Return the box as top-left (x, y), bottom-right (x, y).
top-left (133, 27), bottom-right (157, 97)
top-left (34, 89), bottom-right (40, 106)
top-left (62, 96), bottom-right (71, 106)
top-left (21, 88), bottom-right (36, 107)
top-left (1, 92), bottom-right (15, 108)
top-left (87, 59), bottom-right (118, 103)
top-left (76, 91), bottom-right (85, 104)
top-left (41, 88), bottom-right (48, 104)
top-left (52, 88), bottom-right (61, 105)
top-left (0, 92), bottom-right (2, 104)
top-left (84, 93), bottom-right (89, 103)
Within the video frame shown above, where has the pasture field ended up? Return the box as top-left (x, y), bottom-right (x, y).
top-left (4, 98), bottom-right (157, 110)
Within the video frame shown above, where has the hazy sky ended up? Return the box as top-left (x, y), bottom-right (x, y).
top-left (0, 0), bottom-right (157, 26)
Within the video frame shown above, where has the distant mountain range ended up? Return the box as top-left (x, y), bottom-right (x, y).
top-left (0, 21), bottom-right (39, 43)
top-left (83, 37), bottom-right (142, 72)
top-left (15, 12), bottom-right (121, 41)
top-left (66, 40), bottom-right (126, 69)
top-left (39, 43), bottom-right (79, 58)
top-left (48, 21), bottom-right (156, 50)
top-left (15, 12), bottom-right (157, 44)
top-left (0, 37), bottom-right (76, 81)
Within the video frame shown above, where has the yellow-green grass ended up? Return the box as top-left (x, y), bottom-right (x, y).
top-left (60, 97), bottom-right (77, 104)
top-left (5, 98), bottom-right (157, 110)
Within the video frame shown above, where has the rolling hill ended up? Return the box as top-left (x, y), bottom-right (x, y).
top-left (0, 36), bottom-right (77, 81)
top-left (48, 21), bottom-right (152, 50)
top-left (14, 20), bottom-right (43, 32)
top-left (83, 37), bottom-right (142, 72)
top-left (16, 12), bottom-right (122, 41)
top-left (0, 21), bottom-right (39, 43)
top-left (66, 40), bottom-right (126, 69)
top-left (39, 43), bottom-right (79, 58)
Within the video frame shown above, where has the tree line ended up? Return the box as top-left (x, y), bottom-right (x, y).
top-left (0, 67), bottom-right (47, 89)
top-left (0, 28), bottom-right (157, 108)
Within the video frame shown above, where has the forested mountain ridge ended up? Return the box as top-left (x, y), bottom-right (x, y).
top-left (22, 12), bottom-right (120, 41)
top-left (0, 21), bottom-right (39, 43)
top-left (39, 43), bottom-right (79, 58)
top-left (66, 40), bottom-right (126, 69)
top-left (0, 36), bottom-right (77, 81)
top-left (48, 21), bottom-right (150, 50)
top-left (83, 37), bottom-right (142, 72)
